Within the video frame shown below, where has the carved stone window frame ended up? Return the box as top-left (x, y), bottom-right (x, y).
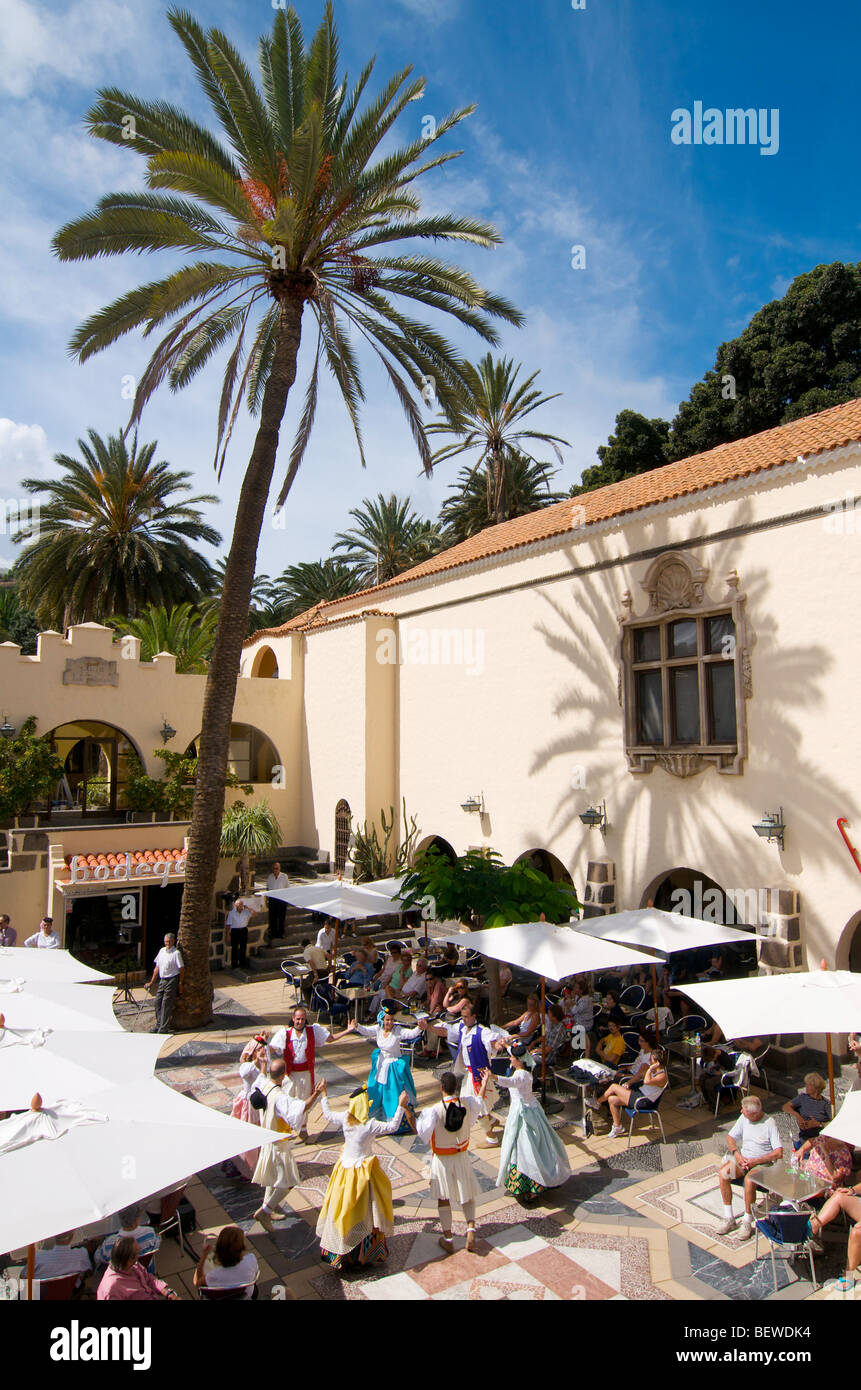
top-left (618, 552), bottom-right (752, 778)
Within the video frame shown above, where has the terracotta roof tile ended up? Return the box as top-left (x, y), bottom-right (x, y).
top-left (247, 397), bottom-right (861, 643)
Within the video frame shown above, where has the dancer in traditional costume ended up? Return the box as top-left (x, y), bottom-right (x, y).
top-left (223, 1034), bottom-right (270, 1180)
top-left (338, 1009), bottom-right (422, 1131)
top-left (496, 1046), bottom-right (571, 1203)
top-left (247, 1057), bottom-right (323, 1232)
top-left (315, 1079), bottom-right (408, 1271)
top-left (412, 1069), bottom-right (486, 1253)
top-left (424, 997), bottom-right (508, 1144)
top-left (269, 1006), bottom-right (330, 1135)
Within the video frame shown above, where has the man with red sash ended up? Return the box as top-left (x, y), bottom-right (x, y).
top-left (412, 1070), bottom-right (488, 1253)
top-left (424, 999), bottom-right (508, 1145)
top-left (269, 1007), bottom-right (330, 1138)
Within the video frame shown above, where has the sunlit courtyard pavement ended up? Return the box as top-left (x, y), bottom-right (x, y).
top-left (111, 978), bottom-right (858, 1303)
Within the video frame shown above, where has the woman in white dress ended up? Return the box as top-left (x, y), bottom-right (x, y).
top-left (497, 1046), bottom-right (571, 1202)
top-left (316, 1079), bottom-right (408, 1271)
top-left (223, 1034), bottom-right (269, 1180)
top-left (338, 1010), bottom-right (422, 1131)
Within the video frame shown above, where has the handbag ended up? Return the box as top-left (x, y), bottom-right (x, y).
top-left (249, 1088), bottom-right (269, 1111)
top-left (443, 1101), bottom-right (467, 1132)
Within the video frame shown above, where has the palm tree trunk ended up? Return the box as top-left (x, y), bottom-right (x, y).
top-left (492, 445), bottom-right (505, 525)
top-left (173, 298), bottom-right (304, 1027)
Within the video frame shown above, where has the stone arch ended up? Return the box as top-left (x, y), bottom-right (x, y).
top-left (414, 834), bottom-right (457, 864)
top-left (185, 723), bottom-right (281, 783)
top-left (250, 645), bottom-right (279, 678)
top-left (514, 847), bottom-right (574, 886)
top-left (836, 909), bottom-right (861, 971)
top-left (46, 719), bottom-right (144, 815)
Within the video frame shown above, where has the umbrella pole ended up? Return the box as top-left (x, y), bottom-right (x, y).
top-left (330, 919), bottom-right (340, 992)
top-left (538, 973), bottom-right (563, 1114)
top-left (826, 1033), bottom-right (836, 1112)
top-left (26, 1243), bottom-right (34, 1301)
top-left (651, 964), bottom-right (661, 1045)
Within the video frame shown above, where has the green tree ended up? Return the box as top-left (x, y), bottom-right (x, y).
top-left (110, 602), bottom-right (218, 673)
top-left (271, 557), bottom-right (360, 621)
top-left (125, 748), bottom-right (252, 820)
top-left (0, 578), bottom-right (40, 653)
top-left (570, 410), bottom-right (670, 495)
top-left (400, 848), bottom-right (580, 1021)
top-left (0, 717), bottom-right (65, 824)
top-left (53, 6), bottom-right (519, 1026)
top-left (333, 493), bottom-right (442, 585)
top-left (220, 798), bottom-right (282, 897)
top-left (441, 452), bottom-right (565, 543)
top-left (428, 355), bottom-right (569, 526)
top-left (13, 430), bottom-right (220, 627)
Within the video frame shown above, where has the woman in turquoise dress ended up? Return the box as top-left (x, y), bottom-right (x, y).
top-left (496, 1046), bottom-right (571, 1202)
top-left (341, 1008), bottom-right (421, 1135)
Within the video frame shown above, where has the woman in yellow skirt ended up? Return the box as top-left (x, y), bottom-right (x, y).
top-left (316, 1079), bottom-right (411, 1270)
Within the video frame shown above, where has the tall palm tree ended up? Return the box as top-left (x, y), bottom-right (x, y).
top-left (53, 6), bottom-right (520, 1025)
top-left (110, 602), bottom-right (218, 673)
top-left (14, 430), bottom-right (220, 627)
top-left (429, 355), bottom-right (569, 525)
top-left (439, 451), bottom-right (566, 544)
top-left (333, 492), bottom-right (442, 585)
top-left (271, 557), bottom-right (360, 621)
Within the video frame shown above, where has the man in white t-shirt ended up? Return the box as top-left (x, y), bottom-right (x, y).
top-left (25, 916), bottom-right (60, 948)
top-left (315, 919), bottom-right (336, 958)
top-left (715, 1096), bottom-right (782, 1238)
top-left (34, 1231), bottom-right (92, 1289)
top-left (266, 862), bottom-right (289, 941)
top-left (224, 898), bottom-right (254, 970)
top-left (147, 933), bottom-right (184, 1032)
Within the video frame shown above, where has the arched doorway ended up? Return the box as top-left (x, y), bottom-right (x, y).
top-left (641, 866), bottom-right (757, 972)
top-left (514, 847), bottom-right (574, 886)
top-left (414, 834), bottom-right (457, 864)
top-left (334, 799), bottom-right (352, 874)
top-left (47, 721), bottom-right (142, 816)
top-left (836, 910), bottom-right (861, 971)
top-left (250, 646), bottom-right (279, 678)
top-left (186, 724), bottom-right (280, 783)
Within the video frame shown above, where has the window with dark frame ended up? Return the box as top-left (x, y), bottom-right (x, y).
top-left (630, 612), bottom-right (738, 752)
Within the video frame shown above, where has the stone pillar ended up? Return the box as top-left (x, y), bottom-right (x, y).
top-left (582, 860), bottom-right (616, 918)
top-left (755, 887), bottom-right (804, 1069)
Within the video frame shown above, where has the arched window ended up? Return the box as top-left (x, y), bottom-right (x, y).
top-left (514, 847), bottom-right (574, 886)
top-left (46, 721), bottom-right (143, 817)
top-left (334, 799), bottom-right (352, 874)
top-left (250, 646), bottom-right (279, 678)
top-left (414, 835), bottom-right (457, 864)
top-left (186, 724), bottom-right (281, 783)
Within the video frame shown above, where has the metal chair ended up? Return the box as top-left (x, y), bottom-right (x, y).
top-left (712, 1056), bottom-right (751, 1115)
top-left (198, 1282), bottom-right (259, 1301)
top-left (623, 1087), bottom-right (668, 1149)
top-left (753, 1207), bottom-right (818, 1294)
top-left (619, 984), bottom-right (646, 1011)
top-left (311, 981), bottom-right (349, 1025)
top-left (280, 959), bottom-right (304, 1006)
top-left (752, 1045), bottom-right (771, 1094)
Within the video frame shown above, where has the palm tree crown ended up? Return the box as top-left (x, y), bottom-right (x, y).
top-left (14, 429), bottom-right (220, 626)
top-left (272, 557), bottom-right (360, 620)
top-left (439, 451), bottom-right (566, 544)
top-left (428, 354), bottom-right (569, 525)
top-left (110, 602), bottom-right (218, 673)
top-left (333, 492), bottom-right (441, 586)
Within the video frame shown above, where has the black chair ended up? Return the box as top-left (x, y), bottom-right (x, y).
top-left (311, 981), bottom-right (349, 1025)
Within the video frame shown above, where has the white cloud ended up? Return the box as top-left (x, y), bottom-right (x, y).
top-left (0, 0), bottom-right (139, 97)
top-left (0, 418), bottom-right (52, 483)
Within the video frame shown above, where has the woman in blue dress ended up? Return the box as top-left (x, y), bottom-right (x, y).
top-left (496, 1045), bottom-right (571, 1203)
top-left (341, 1007), bottom-right (422, 1134)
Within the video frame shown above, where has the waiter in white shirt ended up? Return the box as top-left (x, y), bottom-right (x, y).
top-left (315, 918), bottom-right (337, 959)
top-left (25, 916), bottom-right (60, 949)
top-left (269, 1005), bottom-right (330, 1137)
top-left (266, 862), bottom-right (289, 942)
top-left (147, 932), bottom-right (185, 1032)
top-left (224, 898), bottom-right (254, 970)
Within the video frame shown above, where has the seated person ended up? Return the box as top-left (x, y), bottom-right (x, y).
top-left (340, 948), bottom-right (375, 989)
top-left (34, 1231), bottom-right (92, 1289)
top-left (616, 1029), bottom-right (658, 1083)
top-left (193, 1225), bottom-right (259, 1299)
top-left (301, 937), bottom-right (329, 981)
top-left (532, 1003), bottom-right (568, 1064)
top-left (699, 951), bottom-right (724, 981)
top-left (795, 1134), bottom-right (853, 1192)
top-left (95, 1205), bottom-right (160, 1268)
top-left (640, 1002), bottom-right (675, 1035)
top-left (505, 993), bottom-right (542, 1046)
top-left (97, 1237), bottom-right (178, 1301)
top-left (782, 1073), bottom-right (830, 1148)
top-left (809, 1177), bottom-right (861, 1273)
top-left (595, 989), bottom-right (627, 1029)
top-left (714, 1097), bottom-right (782, 1239)
top-left (396, 956), bottom-right (429, 1004)
top-left (499, 962), bottom-right (513, 996)
top-left (437, 943), bottom-right (460, 978)
top-left (594, 1017), bottom-right (626, 1070)
top-left (588, 1047), bottom-right (668, 1138)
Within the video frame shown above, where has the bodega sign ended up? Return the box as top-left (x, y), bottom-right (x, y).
top-left (68, 853), bottom-right (186, 887)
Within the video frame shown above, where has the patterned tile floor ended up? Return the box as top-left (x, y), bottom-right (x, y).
top-left (125, 978), bottom-right (858, 1303)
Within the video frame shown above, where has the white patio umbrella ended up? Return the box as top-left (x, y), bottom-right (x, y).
top-left (0, 1028), bottom-right (167, 1109)
top-left (822, 1091), bottom-right (861, 1147)
top-left (676, 968), bottom-right (861, 1106)
top-left (431, 922), bottom-right (655, 1104)
top-left (0, 980), bottom-right (123, 1032)
top-left (0, 947), bottom-right (113, 984)
top-left (0, 1078), bottom-right (283, 1291)
top-left (576, 908), bottom-right (756, 1040)
top-left (260, 879), bottom-right (407, 986)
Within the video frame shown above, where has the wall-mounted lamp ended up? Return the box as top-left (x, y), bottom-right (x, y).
top-left (578, 800), bottom-right (607, 833)
top-left (160, 718), bottom-right (177, 745)
top-left (0, 714), bottom-right (16, 741)
top-left (753, 807), bottom-right (785, 850)
top-left (460, 795), bottom-right (484, 814)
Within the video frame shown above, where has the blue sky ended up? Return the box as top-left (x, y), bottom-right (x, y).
top-left (1, 0), bottom-right (859, 578)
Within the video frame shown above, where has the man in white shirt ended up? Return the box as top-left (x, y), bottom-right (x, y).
top-left (302, 937), bottom-right (328, 976)
top-left (34, 1231), bottom-right (92, 1288)
top-left (715, 1096), bottom-right (783, 1238)
top-left (94, 1205), bottom-right (160, 1268)
top-left (25, 916), bottom-right (59, 949)
top-left (246, 1058), bottom-right (324, 1229)
top-left (224, 898), bottom-right (254, 970)
top-left (269, 1006), bottom-right (331, 1135)
top-left (147, 933), bottom-right (185, 1032)
top-left (266, 861), bottom-right (289, 941)
top-left (388, 956), bottom-right (429, 1005)
top-left (424, 999), bottom-right (508, 1144)
top-left (412, 1070), bottom-right (485, 1254)
top-left (315, 918), bottom-right (337, 958)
